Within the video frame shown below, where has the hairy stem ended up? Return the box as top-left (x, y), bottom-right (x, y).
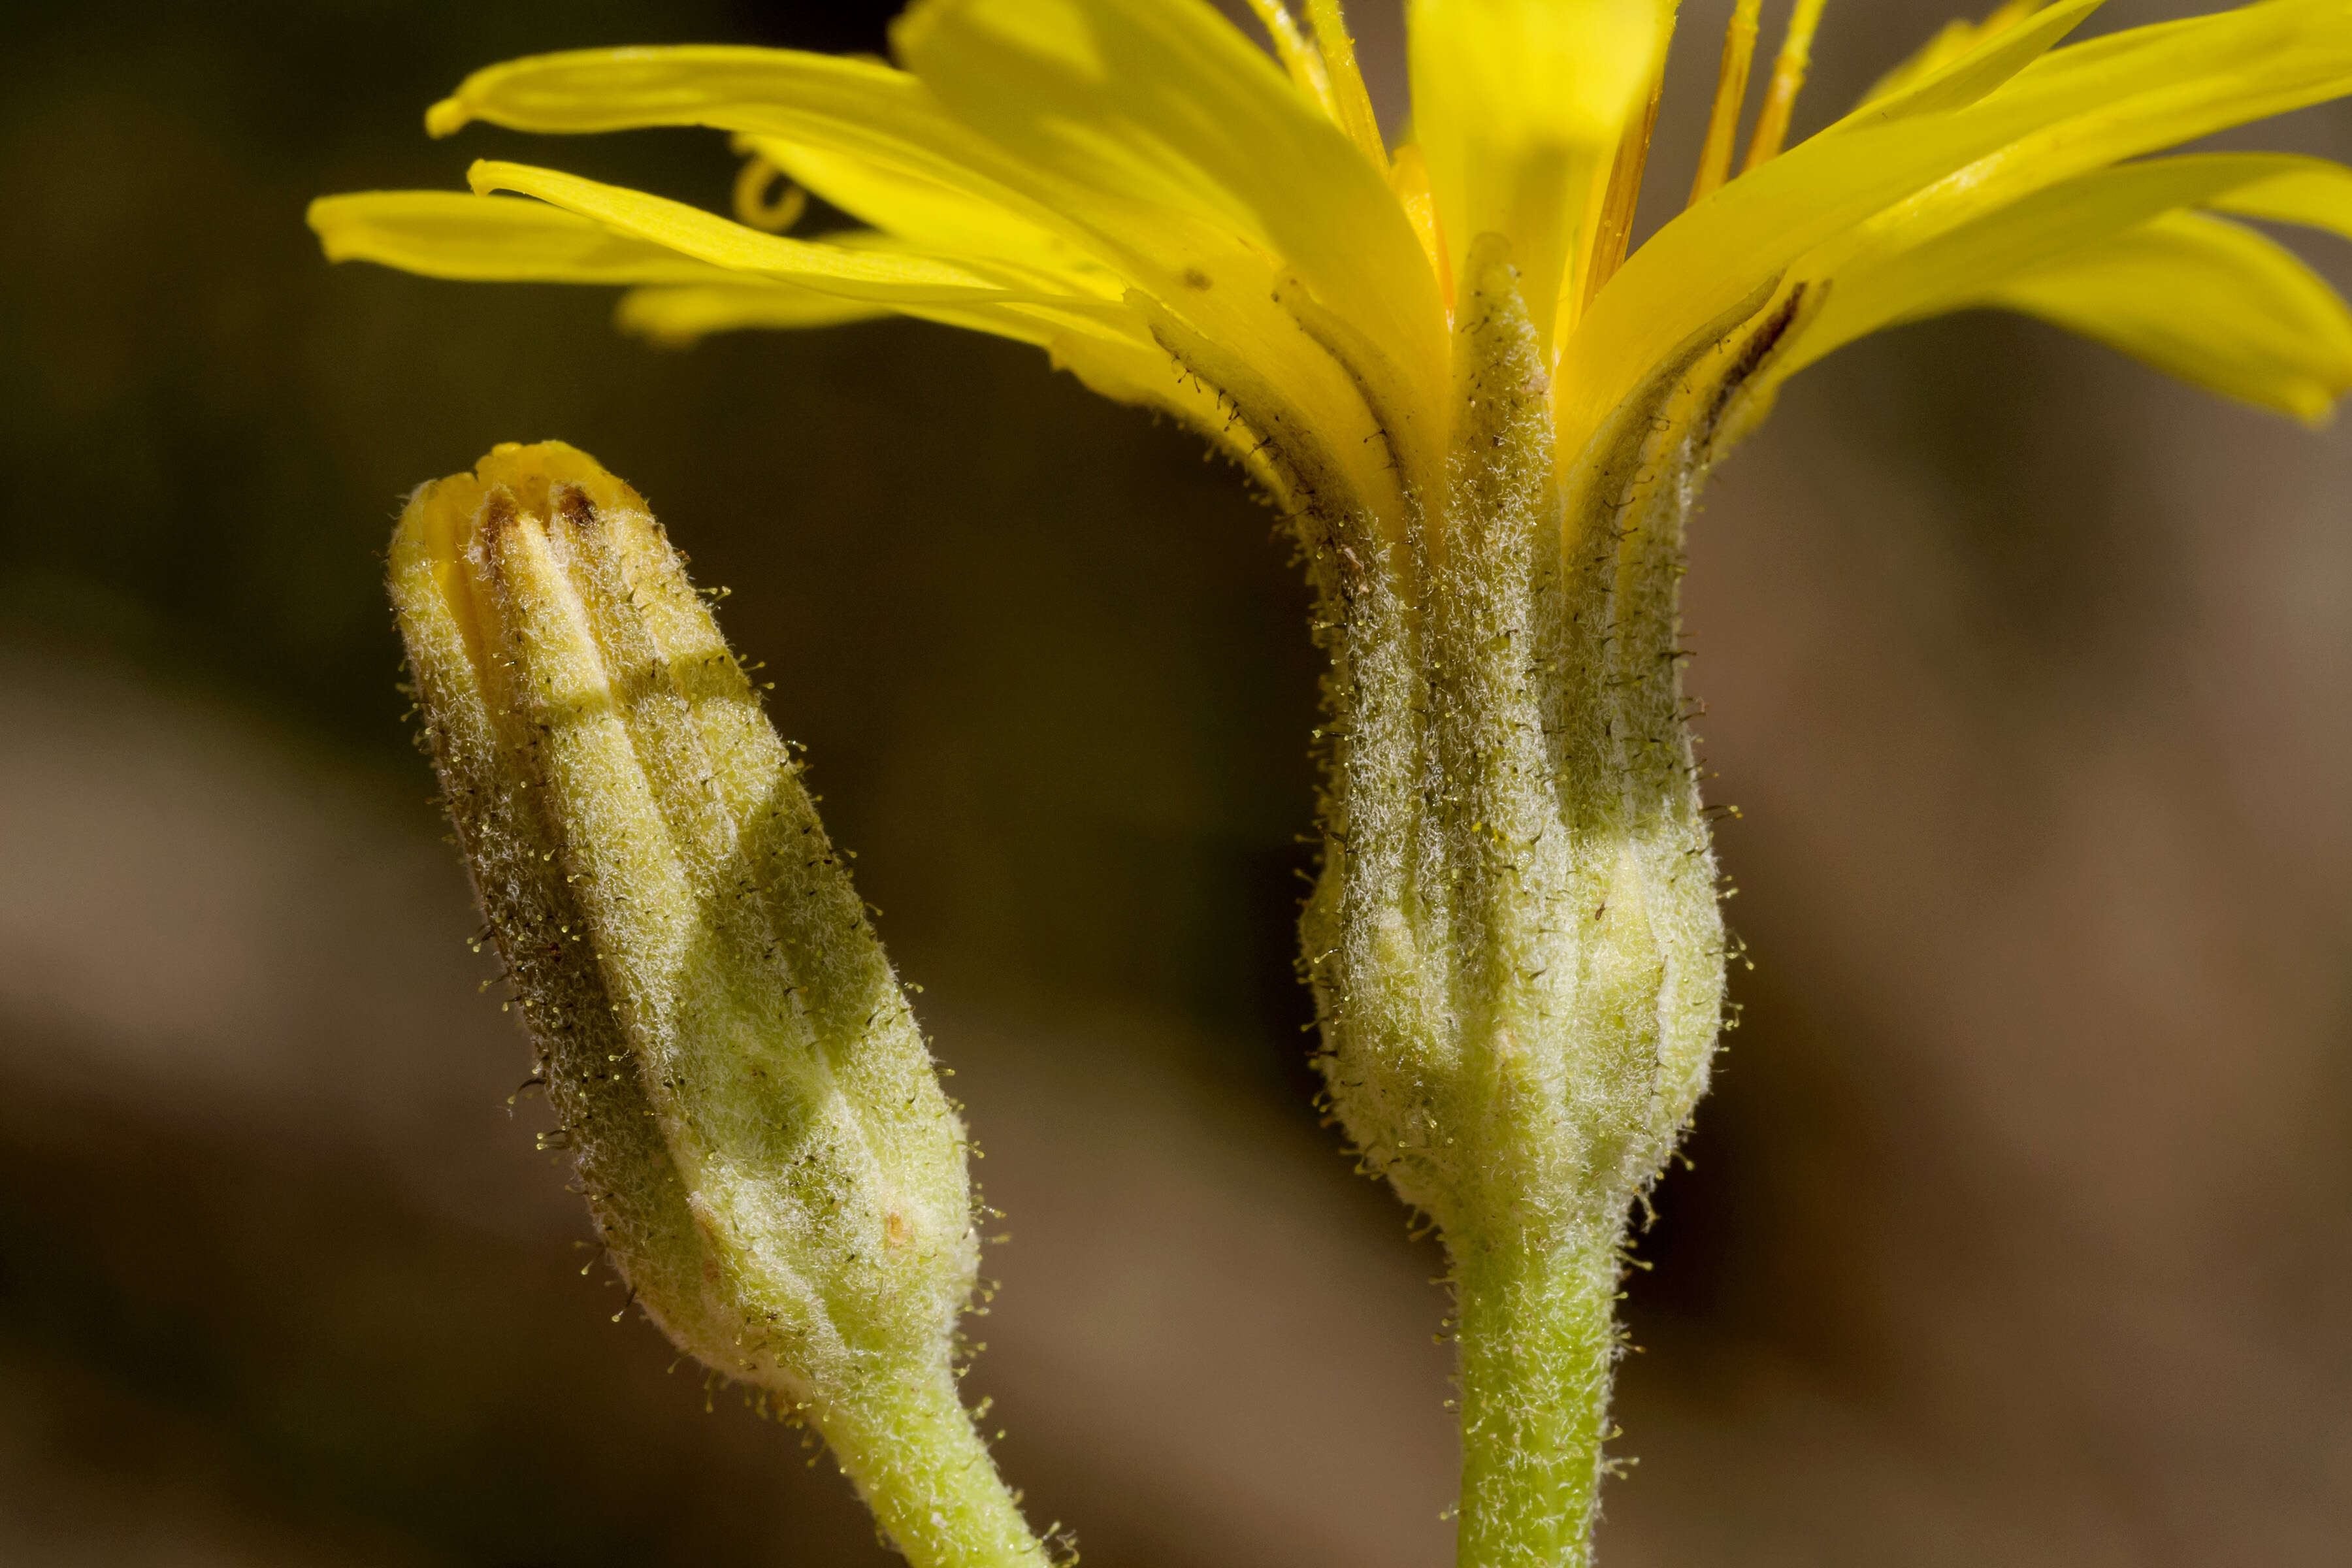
top-left (819, 1371), bottom-right (1050, 1568)
top-left (1452, 1226), bottom-right (1625, 1568)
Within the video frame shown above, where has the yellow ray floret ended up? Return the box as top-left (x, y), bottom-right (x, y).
top-left (1994, 212), bottom-right (2352, 423)
top-left (312, 0), bottom-right (2352, 518)
top-left (1862, 0), bottom-right (2053, 109)
top-left (1407, 0), bottom-right (1669, 348)
top-left (1560, 0), bottom-right (2352, 463)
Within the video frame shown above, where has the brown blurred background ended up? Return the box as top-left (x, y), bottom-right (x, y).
top-left (4, 1), bottom-right (2349, 1563)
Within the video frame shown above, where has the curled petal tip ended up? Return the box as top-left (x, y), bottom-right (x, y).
top-left (425, 96), bottom-right (471, 139)
top-left (301, 195), bottom-right (343, 252)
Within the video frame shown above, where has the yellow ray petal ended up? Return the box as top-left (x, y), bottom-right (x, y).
top-left (1793, 7), bottom-right (2347, 323)
top-left (1560, 0), bottom-right (2352, 467)
top-left (429, 43), bottom-right (924, 146)
top-left (2210, 162), bottom-right (2352, 240)
top-left (464, 159), bottom-right (1058, 304)
top-left (613, 265), bottom-right (1262, 472)
top-left (1387, 142), bottom-right (1450, 304)
top-left (1860, 20), bottom-right (1978, 112)
top-left (428, 46), bottom-right (1096, 272)
top-left (1778, 3), bottom-right (2233, 299)
top-left (613, 276), bottom-right (1145, 351)
top-left (1784, 153), bottom-right (2352, 375)
top-left (892, 0), bottom-right (1443, 439)
top-left (424, 45), bottom-right (1221, 340)
top-left (453, 160), bottom-right (1234, 412)
top-left (888, 0), bottom-right (1286, 227)
top-left (1835, 0), bottom-right (2099, 132)
top-left (1408, 0), bottom-right (1666, 344)
top-left (1987, 210), bottom-right (2352, 423)
top-left (425, 31), bottom-right (1436, 517)
top-left (309, 189), bottom-right (745, 284)
top-left (615, 283), bottom-right (892, 344)
top-left (729, 132), bottom-right (1109, 282)
top-left (307, 185), bottom-right (1113, 357)
top-left (428, 46), bottom-right (1166, 330)
top-left (1858, 0), bottom-right (2055, 111)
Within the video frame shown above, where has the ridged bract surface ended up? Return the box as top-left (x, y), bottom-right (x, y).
top-left (391, 444), bottom-right (1041, 1568)
top-left (1300, 246), bottom-right (1798, 1567)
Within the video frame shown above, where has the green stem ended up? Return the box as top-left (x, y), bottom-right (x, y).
top-left (1452, 1223), bottom-right (1626, 1568)
top-left (818, 1369), bottom-right (1050, 1568)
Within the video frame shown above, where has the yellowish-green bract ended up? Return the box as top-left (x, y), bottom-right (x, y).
top-left (1301, 228), bottom-right (1804, 1565)
top-left (389, 444), bottom-right (1045, 1568)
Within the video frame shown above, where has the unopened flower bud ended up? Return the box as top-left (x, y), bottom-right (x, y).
top-left (391, 442), bottom-right (1041, 1568)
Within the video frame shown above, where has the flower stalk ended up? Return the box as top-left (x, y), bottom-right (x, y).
top-left (1451, 1228), bottom-right (1626, 1566)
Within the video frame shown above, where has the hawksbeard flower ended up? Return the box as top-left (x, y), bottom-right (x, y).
top-left (314, 3), bottom-right (2352, 1566)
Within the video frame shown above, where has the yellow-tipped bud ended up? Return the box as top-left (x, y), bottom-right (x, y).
top-left (391, 443), bottom-right (1043, 1568)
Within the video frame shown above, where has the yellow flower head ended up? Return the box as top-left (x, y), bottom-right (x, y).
top-left (312, 0), bottom-right (2352, 542)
